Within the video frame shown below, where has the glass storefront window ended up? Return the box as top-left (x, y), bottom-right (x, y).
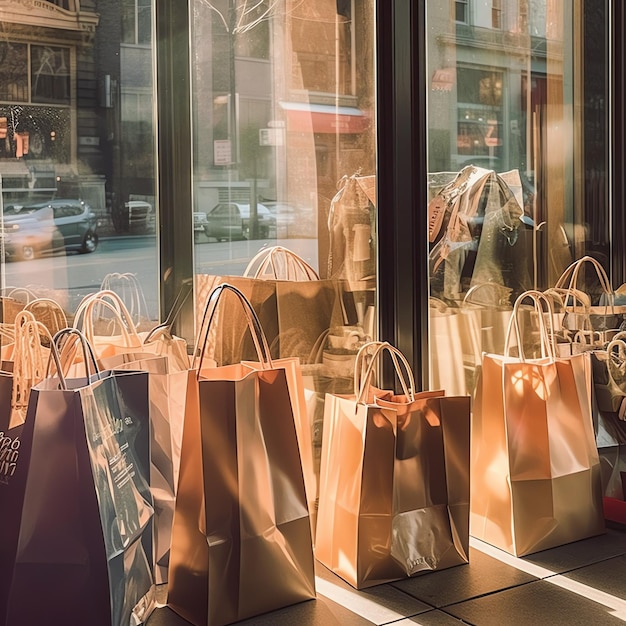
top-left (427, 1), bottom-right (609, 396)
top-left (190, 0), bottom-right (377, 347)
top-left (190, 1), bottom-right (377, 488)
top-left (0, 1), bottom-right (159, 323)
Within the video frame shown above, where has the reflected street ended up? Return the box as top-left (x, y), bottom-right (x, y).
top-left (1, 235), bottom-right (319, 320)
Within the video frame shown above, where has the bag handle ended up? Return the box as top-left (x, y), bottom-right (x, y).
top-left (73, 290), bottom-right (142, 349)
top-left (354, 341), bottom-right (415, 404)
top-left (11, 310), bottom-right (54, 417)
top-left (463, 282), bottom-right (511, 307)
top-left (74, 289), bottom-right (137, 329)
top-left (47, 328), bottom-right (100, 390)
top-left (555, 255), bottom-right (615, 314)
top-left (505, 290), bottom-right (556, 361)
top-left (3, 287), bottom-right (37, 302)
top-left (429, 297), bottom-right (451, 315)
top-left (244, 246), bottom-right (320, 281)
top-left (193, 283), bottom-right (273, 372)
top-left (100, 272), bottom-right (151, 327)
top-left (605, 338), bottom-right (626, 399)
top-left (24, 297), bottom-right (69, 335)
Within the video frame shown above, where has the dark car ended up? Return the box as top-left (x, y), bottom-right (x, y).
top-left (203, 202), bottom-right (275, 241)
top-left (1, 199), bottom-right (99, 261)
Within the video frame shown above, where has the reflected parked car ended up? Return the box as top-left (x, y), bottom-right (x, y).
top-left (0, 199), bottom-right (98, 261)
top-left (203, 202), bottom-right (275, 241)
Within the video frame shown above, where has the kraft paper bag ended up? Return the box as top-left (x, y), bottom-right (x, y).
top-left (315, 341), bottom-right (470, 589)
top-left (429, 297), bottom-right (482, 397)
top-left (1, 329), bottom-right (155, 626)
top-left (195, 259), bottom-right (345, 365)
top-left (470, 291), bottom-right (605, 557)
top-left (168, 284), bottom-right (315, 626)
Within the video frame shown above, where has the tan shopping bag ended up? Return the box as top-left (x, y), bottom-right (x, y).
top-left (555, 255), bottom-right (625, 335)
top-left (315, 341), bottom-right (470, 589)
top-left (429, 297), bottom-right (482, 396)
top-left (168, 284), bottom-right (315, 626)
top-left (471, 290), bottom-right (605, 556)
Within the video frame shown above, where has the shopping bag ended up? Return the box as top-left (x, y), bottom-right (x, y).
top-left (99, 271), bottom-right (155, 332)
top-left (471, 290), bottom-right (605, 557)
top-left (80, 285), bottom-right (191, 583)
top-left (244, 245), bottom-right (321, 281)
top-left (0, 287), bottom-right (36, 325)
top-left (195, 264), bottom-right (344, 365)
top-left (315, 341), bottom-right (471, 589)
top-left (0, 328), bottom-right (155, 626)
top-left (429, 297), bottom-right (482, 396)
top-left (555, 255), bottom-right (625, 335)
top-left (168, 284), bottom-right (315, 626)
top-left (102, 350), bottom-right (189, 585)
top-left (299, 331), bottom-right (355, 531)
top-left (0, 311), bottom-right (51, 432)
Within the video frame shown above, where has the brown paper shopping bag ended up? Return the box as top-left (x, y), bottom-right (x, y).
top-left (315, 341), bottom-right (470, 589)
top-left (168, 284), bottom-right (315, 626)
top-left (471, 290), bottom-right (605, 556)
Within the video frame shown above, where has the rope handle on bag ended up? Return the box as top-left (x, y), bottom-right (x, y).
top-left (193, 283), bottom-right (273, 374)
top-left (243, 246), bottom-right (320, 281)
top-left (554, 255), bottom-right (615, 314)
top-left (605, 338), bottom-right (626, 392)
top-left (100, 272), bottom-right (151, 327)
top-left (24, 297), bottom-right (69, 333)
top-left (74, 297), bottom-right (140, 350)
top-left (2, 286), bottom-right (37, 302)
top-left (74, 289), bottom-right (137, 329)
top-left (504, 290), bottom-right (557, 362)
top-left (47, 328), bottom-right (100, 390)
top-left (73, 290), bottom-right (142, 347)
top-left (354, 341), bottom-right (415, 404)
top-left (462, 282), bottom-right (511, 308)
top-left (601, 339), bottom-right (626, 418)
top-left (11, 310), bottom-right (54, 412)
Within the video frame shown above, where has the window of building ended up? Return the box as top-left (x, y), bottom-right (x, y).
top-left (44, 0), bottom-right (75, 9)
top-left (492, 0), bottom-right (503, 29)
top-left (31, 46), bottom-right (70, 105)
top-left (0, 42), bottom-right (28, 102)
top-left (456, 0), bottom-right (469, 24)
top-left (122, 0), bottom-right (152, 46)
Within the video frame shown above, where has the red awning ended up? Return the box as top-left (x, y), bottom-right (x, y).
top-left (279, 101), bottom-right (370, 134)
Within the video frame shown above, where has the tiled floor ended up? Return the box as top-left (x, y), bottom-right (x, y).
top-left (147, 525), bottom-right (626, 625)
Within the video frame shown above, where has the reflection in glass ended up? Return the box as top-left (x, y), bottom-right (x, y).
top-left (427, 1), bottom-right (609, 396)
top-left (0, 2), bottom-right (158, 323)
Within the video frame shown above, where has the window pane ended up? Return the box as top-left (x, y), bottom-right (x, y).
top-left (0, 3), bottom-right (159, 328)
top-left (31, 46), bottom-right (70, 104)
top-left (427, 1), bottom-right (608, 397)
top-left (191, 0), bottom-right (378, 481)
top-left (0, 42), bottom-right (28, 102)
